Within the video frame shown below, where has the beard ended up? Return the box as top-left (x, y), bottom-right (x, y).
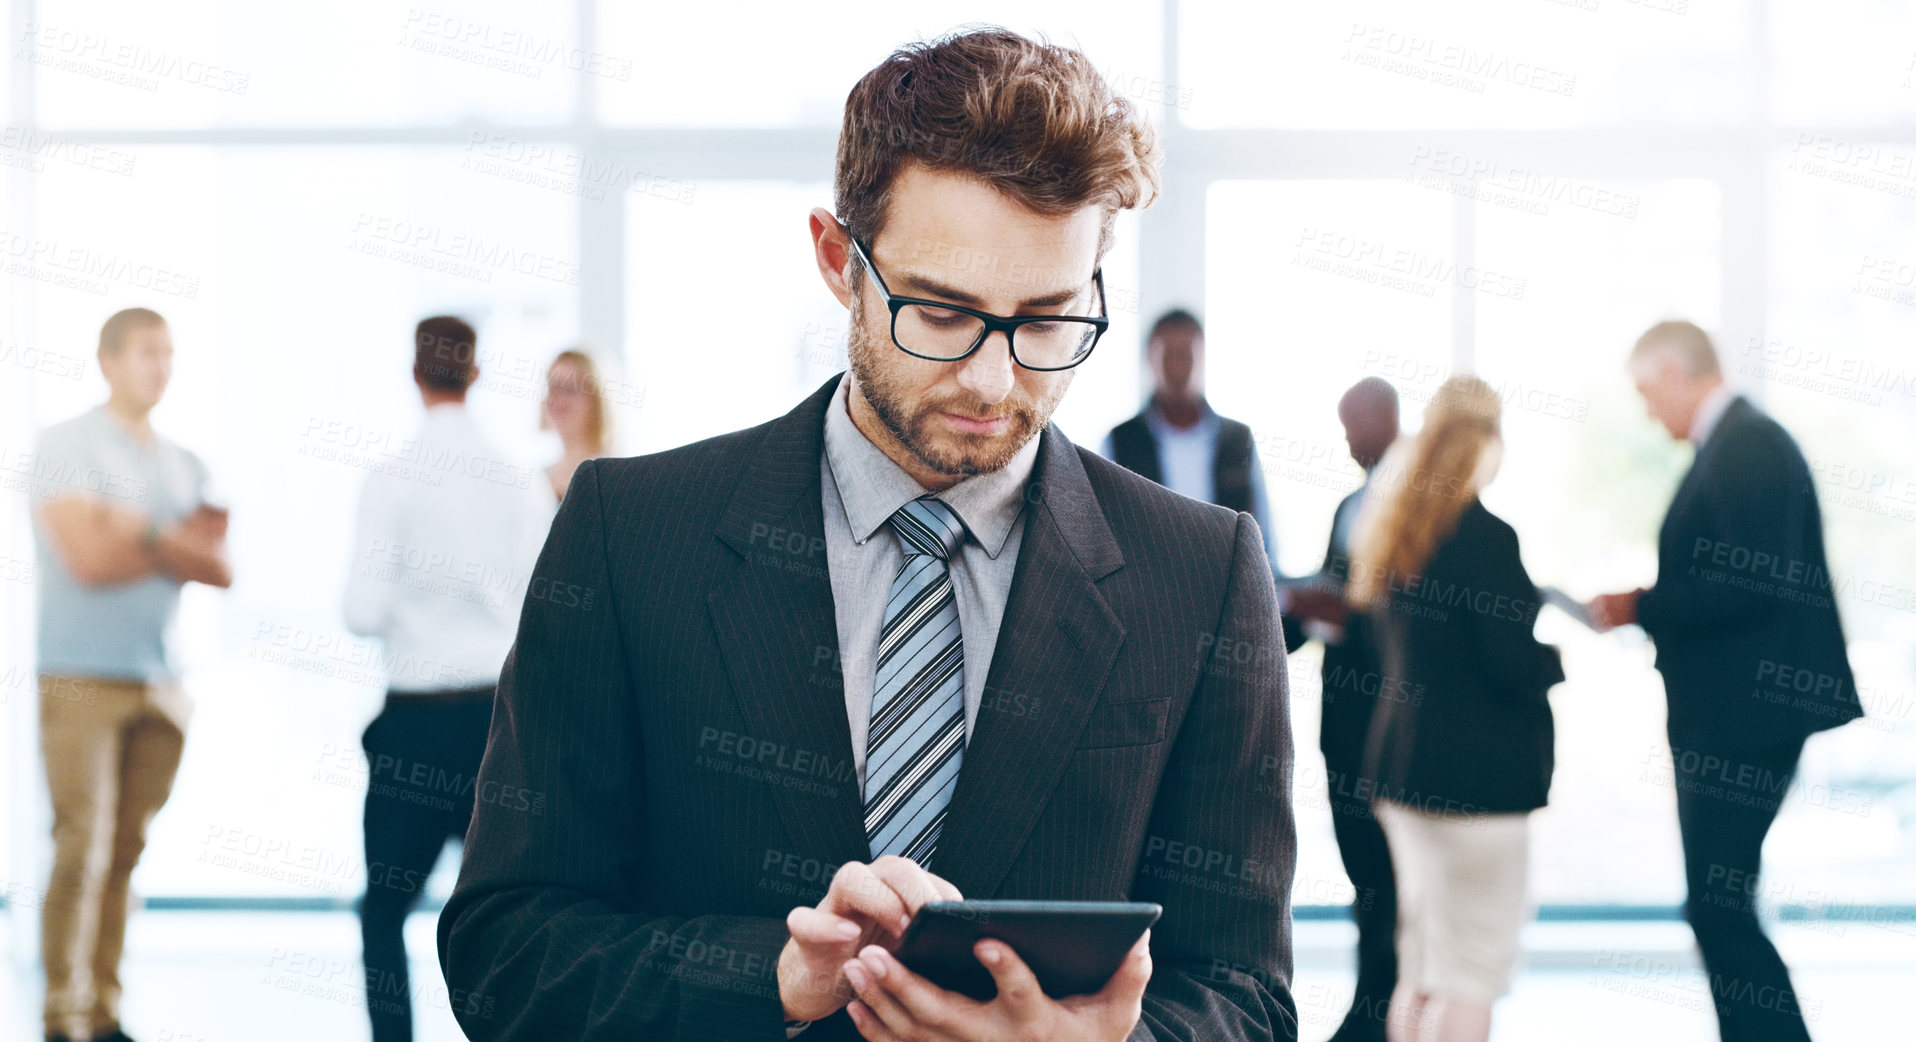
top-left (845, 297), bottom-right (1066, 479)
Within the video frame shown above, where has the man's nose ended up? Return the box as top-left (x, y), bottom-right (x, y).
top-left (955, 330), bottom-right (1016, 404)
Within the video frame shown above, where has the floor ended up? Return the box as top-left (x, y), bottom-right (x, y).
top-left (3, 912), bottom-right (1909, 1040)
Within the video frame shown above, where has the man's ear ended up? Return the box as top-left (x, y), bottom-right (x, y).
top-left (809, 207), bottom-right (856, 310)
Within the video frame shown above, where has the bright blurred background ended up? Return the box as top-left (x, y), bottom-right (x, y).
top-left (2, 1), bottom-right (1912, 1039)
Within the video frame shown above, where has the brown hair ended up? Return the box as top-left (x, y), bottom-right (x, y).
top-left (544, 348), bottom-right (611, 454)
top-left (835, 26), bottom-right (1161, 271)
top-left (1347, 376), bottom-right (1503, 609)
top-left (98, 308), bottom-right (166, 357)
top-left (414, 315), bottom-right (478, 393)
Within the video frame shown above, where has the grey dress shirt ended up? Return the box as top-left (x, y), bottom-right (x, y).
top-left (819, 374), bottom-right (1039, 794)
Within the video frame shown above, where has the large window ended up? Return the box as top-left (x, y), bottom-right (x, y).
top-left (1179, 0), bottom-right (1755, 129)
top-left (1475, 179), bottom-right (1720, 905)
top-left (1204, 179), bottom-right (1454, 580)
top-left (1763, 142), bottom-right (1916, 905)
top-left (597, 0), bottom-right (1163, 127)
top-left (28, 0), bottom-right (582, 127)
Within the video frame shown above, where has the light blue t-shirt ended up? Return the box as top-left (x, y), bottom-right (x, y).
top-left (31, 405), bottom-right (209, 683)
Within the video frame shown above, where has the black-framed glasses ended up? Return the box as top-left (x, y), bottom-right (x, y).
top-left (846, 230), bottom-right (1108, 372)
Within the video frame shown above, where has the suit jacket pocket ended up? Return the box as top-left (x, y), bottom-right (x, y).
top-left (1077, 696), bottom-right (1171, 749)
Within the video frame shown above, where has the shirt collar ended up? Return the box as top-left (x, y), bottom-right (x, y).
top-left (1688, 384), bottom-right (1737, 449)
top-left (822, 374), bottom-right (1038, 560)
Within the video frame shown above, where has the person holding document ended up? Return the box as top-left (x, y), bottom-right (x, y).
top-left (439, 28), bottom-right (1299, 1042)
top-left (1346, 376), bottom-right (1563, 1042)
top-left (1588, 320), bottom-right (1861, 1042)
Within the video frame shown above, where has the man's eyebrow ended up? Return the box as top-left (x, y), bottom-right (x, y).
top-left (895, 270), bottom-right (1086, 310)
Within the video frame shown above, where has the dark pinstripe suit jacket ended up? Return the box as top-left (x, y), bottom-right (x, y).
top-left (438, 374), bottom-right (1299, 1041)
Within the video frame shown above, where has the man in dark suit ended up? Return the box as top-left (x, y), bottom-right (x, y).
top-left (1591, 320), bottom-right (1862, 1042)
top-left (438, 29), bottom-right (1298, 1042)
top-left (1279, 378), bottom-right (1399, 1042)
top-left (1100, 310), bottom-right (1279, 567)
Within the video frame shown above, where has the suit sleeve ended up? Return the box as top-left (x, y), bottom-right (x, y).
top-left (1637, 430), bottom-right (1812, 642)
top-left (1280, 491), bottom-right (1362, 655)
top-left (1129, 511), bottom-right (1299, 1041)
top-left (1467, 516), bottom-right (1564, 698)
top-left (437, 460), bottom-right (792, 1041)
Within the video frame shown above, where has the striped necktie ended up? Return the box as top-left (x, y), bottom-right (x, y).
top-left (864, 494), bottom-right (968, 866)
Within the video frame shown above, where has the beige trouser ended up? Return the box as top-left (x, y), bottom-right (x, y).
top-left (38, 673), bottom-right (192, 1041)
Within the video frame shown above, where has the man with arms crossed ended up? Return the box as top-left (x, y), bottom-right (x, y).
top-left (441, 29), bottom-right (1298, 1042)
top-left (32, 308), bottom-right (232, 1042)
top-left (1590, 321), bottom-right (1861, 1042)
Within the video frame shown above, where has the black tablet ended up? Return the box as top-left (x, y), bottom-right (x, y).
top-left (893, 900), bottom-right (1162, 1001)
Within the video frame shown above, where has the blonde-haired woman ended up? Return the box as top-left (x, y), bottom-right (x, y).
top-left (539, 349), bottom-right (613, 504)
top-left (1346, 375), bottom-right (1563, 1042)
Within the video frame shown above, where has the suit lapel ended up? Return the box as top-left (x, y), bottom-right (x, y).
top-left (932, 423), bottom-right (1127, 899)
top-left (707, 374), bottom-right (870, 868)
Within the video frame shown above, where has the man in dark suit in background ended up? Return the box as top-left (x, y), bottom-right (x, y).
top-left (1101, 310), bottom-right (1279, 568)
top-left (1280, 377), bottom-right (1399, 1042)
top-left (1590, 320), bottom-right (1862, 1042)
top-left (439, 29), bottom-right (1298, 1042)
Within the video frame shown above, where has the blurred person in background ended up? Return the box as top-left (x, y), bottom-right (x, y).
top-left (30, 306), bottom-right (233, 1042)
top-left (538, 347), bottom-right (614, 505)
top-left (1589, 320), bottom-right (1861, 1042)
top-left (1346, 375), bottom-right (1563, 1042)
top-left (341, 315), bottom-right (550, 1042)
top-left (1280, 376), bottom-right (1401, 1042)
top-left (1101, 307), bottom-right (1279, 568)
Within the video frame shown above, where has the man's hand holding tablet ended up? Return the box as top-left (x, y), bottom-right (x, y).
top-left (780, 858), bottom-right (1156, 1040)
top-left (779, 855), bottom-right (965, 1023)
top-left (842, 927), bottom-right (1152, 1041)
